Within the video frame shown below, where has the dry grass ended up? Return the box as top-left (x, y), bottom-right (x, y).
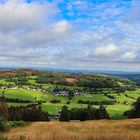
top-left (7, 119), bottom-right (140, 140)
top-left (66, 78), bottom-right (78, 83)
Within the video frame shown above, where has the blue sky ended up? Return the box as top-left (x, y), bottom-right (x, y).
top-left (0, 0), bottom-right (140, 71)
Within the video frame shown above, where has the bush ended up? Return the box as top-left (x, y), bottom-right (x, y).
top-left (0, 136), bottom-right (8, 140)
top-left (0, 121), bottom-right (10, 133)
top-left (124, 97), bottom-right (140, 118)
top-left (50, 99), bottom-right (61, 104)
top-left (8, 106), bottom-right (50, 121)
top-left (77, 100), bottom-right (116, 105)
top-left (10, 121), bottom-right (28, 128)
top-left (59, 106), bottom-right (70, 121)
top-left (67, 100), bottom-right (71, 105)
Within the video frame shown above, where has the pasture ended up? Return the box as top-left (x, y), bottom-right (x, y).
top-left (0, 72), bottom-right (140, 120)
top-left (0, 87), bottom-right (140, 119)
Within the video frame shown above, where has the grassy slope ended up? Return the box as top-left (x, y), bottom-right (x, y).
top-left (0, 89), bottom-right (46, 101)
top-left (125, 89), bottom-right (140, 99)
top-left (106, 105), bottom-right (131, 119)
top-left (1, 88), bottom-right (139, 119)
top-left (0, 79), bottom-right (14, 85)
top-left (7, 119), bottom-right (140, 140)
top-left (0, 74), bottom-right (140, 119)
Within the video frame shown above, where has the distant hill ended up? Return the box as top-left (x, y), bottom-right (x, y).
top-left (114, 74), bottom-right (140, 86)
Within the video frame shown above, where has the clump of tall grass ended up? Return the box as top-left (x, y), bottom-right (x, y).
top-left (0, 136), bottom-right (8, 140)
top-left (7, 119), bottom-right (140, 140)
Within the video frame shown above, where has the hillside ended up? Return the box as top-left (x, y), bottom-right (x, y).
top-left (7, 119), bottom-right (140, 140)
top-left (0, 68), bottom-right (139, 119)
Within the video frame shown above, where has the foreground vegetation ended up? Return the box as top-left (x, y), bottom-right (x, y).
top-left (6, 119), bottom-right (140, 140)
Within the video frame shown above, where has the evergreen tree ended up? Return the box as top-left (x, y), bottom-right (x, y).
top-left (0, 96), bottom-right (9, 121)
top-left (133, 97), bottom-right (140, 117)
top-left (0, 96), bottom-right (9, 133)
top-left (126, 97), bottom-right (140, 118)
top-left (59, 106), bottom-right (70, 121)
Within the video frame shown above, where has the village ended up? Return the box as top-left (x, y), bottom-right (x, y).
top-left (0, 84), bottom-right (84, 97)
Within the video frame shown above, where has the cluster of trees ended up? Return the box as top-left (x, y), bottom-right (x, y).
top-left (124, 97), bottom-right (140, 118)
top-left (50, 99), bottom-right (61, 104)
top-left (0, 68), bottom-right (40, 78)
top-left (36, 73), bottom-right (122, 89)
top-left (105, 94), bottom-right (116, 99)
top-left (6, 76), bottom-right (28, 85)
top-left (0, 95), bottom-right (9, 133)
top-left (0, 96), bottom-right (49, 124)
top-left (77, 75), bottom-right (119, 88)
top-left (37, 76), bottom-right (75, 86)
top-left (1, 97), bottom-right (32, 103)
top-left (77, 100), bottom-right (116, 105)
top-left (124, 94), bottom-right (136, 100)
top-left (59, 105), bottom-right (109, 121)
top-left (8, 106), bottom-right (49, 121)
top-left (0, 96), bottom-right (44, 104)
top-left (36, 72), bottom-right (67, 84)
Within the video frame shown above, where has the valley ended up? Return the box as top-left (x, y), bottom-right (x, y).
top-left (0, 68), bottom-right (139, 120)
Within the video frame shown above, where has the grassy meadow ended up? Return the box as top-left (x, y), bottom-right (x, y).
top-left (6, 119), bottom-right (140, 140)
top-left (0, 89), bottom-right (136, 119)
top-left (0, 87), bottom-right (140, 119)
top-left (0, 89), bottom-right (46, 101)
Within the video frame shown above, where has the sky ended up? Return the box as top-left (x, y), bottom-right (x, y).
top-left (0, 0), bottom-right (140, 71)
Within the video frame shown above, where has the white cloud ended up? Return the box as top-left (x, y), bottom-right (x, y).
top-left (0, 0), bottom-right (74, 67)
top-left (122, 51), bottom-right (136, 61)
top-left (94, 44), bottom-right (119, 57)
top-left (53, 20), bottom-right (70, 33)
top-left (0, 0), bottom-right (57, 31)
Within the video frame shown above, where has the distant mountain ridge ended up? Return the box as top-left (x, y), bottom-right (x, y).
top-left (0, 66), bottom-right (140, 74)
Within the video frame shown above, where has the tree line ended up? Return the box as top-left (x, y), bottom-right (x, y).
top-left (59, 105), bottom-right (109, 121)
top-left (77, 100), bottom-right (116, 105)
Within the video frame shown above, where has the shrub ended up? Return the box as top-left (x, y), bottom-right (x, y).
top-left (125, 97), bottom-right (140, 118)
top-left (50, 99), bottom-right (61, 104)
top-left (0, 121), bottom-right (10, 133)
top-left (0, 136), bottom-right (8, 140)
top-left (59, 106), bottom-right (70, 121)
top-left (67, 100), bottom-right (71, 105)
top-left (10, 121), bottom-right (28, 128)
top-left (77, 100), bottom-right (116, 105)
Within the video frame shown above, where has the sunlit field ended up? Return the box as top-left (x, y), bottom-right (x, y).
top-left (1, 88), bottom-right (139, 119)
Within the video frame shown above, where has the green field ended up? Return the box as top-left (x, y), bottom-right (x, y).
top-left (0, 79), bottom-right (15, 85)
top-left (125, 89), bottom-right (140, 99)
top-left (0, 73), bottom-right (140, 120)
top-left (0, 89), bottom-right (140, 119)
top-left (0, 89), bottom-right (46, 101)
top-left (0, 87), bottom-right (139, 119)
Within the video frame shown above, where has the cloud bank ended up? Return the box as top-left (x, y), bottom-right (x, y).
top-left (0, 0), bottom-right (140, 71)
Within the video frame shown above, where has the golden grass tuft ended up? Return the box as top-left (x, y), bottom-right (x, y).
top-left (7, 119), bottom-right (140, 140)
top-left (65, 77), bottom-right (78, 83)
